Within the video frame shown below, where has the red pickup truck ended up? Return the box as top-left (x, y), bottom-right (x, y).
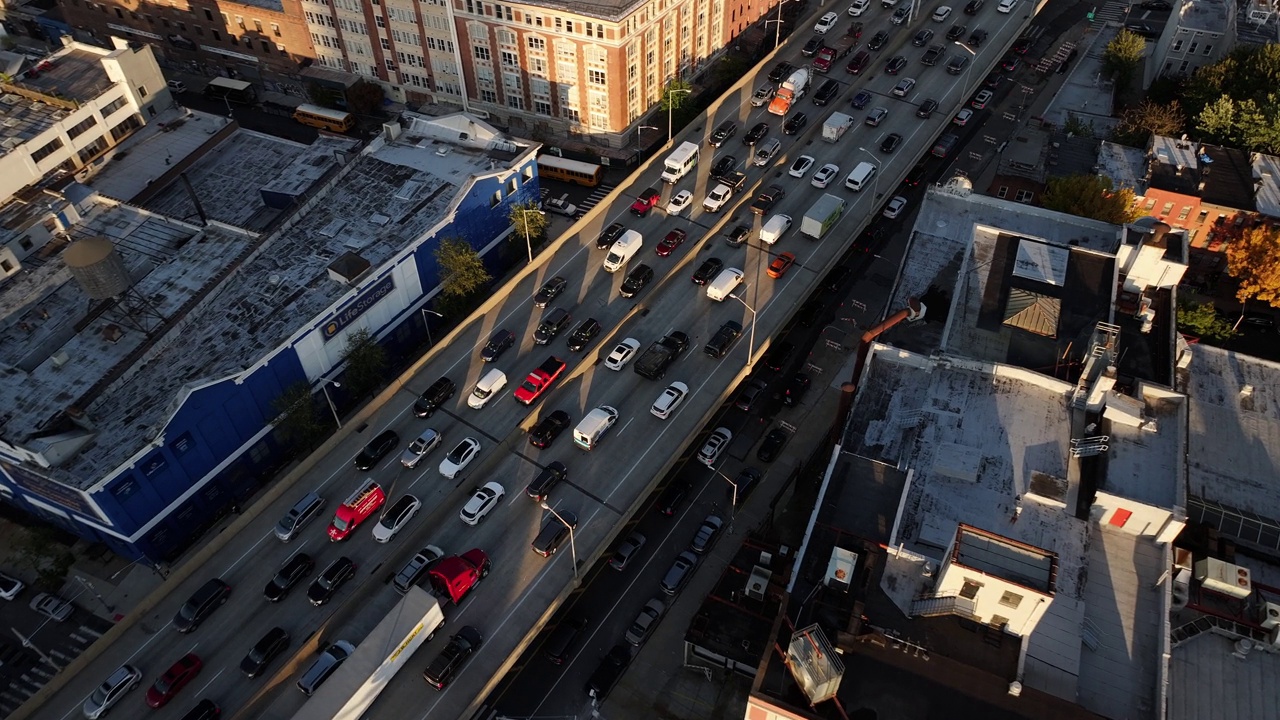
top-left (513, 356), bottom-right (567, 405)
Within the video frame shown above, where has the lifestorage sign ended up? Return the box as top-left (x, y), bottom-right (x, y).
top-left (323, 276), bottom-right (395, 341)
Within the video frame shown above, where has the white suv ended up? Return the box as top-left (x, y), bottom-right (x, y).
top-left (651, 382), bottom-right (689, 420)
top-left (697, 427), bottom-right (733, 466)
top-left (849, 0), bottom-right (870, 14)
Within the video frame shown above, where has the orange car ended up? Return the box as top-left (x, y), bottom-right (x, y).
top-left (767, 252), bottom-right (796, 279)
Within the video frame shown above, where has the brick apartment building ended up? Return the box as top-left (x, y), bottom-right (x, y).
top-left (56, 0), bottom-right (779, 147)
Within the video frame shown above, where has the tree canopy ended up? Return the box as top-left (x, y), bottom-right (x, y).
top-left (435, 237), bottom-right (491, 298)
top-left (341, 327), bottom-right (387, 399)
top-left (1041, 175), bottom-right (1142, 225)
top-left (1225, 225), bottom-right (1280, 307)
top-left (659, 77), bottom-right (693, 112)
top-left (1176, 299), bottom-right (1235, 341)
top-left (1102, 31), bottom-right (1146, 97)
top-left (1183, 44), bottom-right (1280, 153)
top-left (1111, 100), bottom-right (1186, 148)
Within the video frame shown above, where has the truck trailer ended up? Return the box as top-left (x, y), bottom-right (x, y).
top-left (822, 113), bottom-right (854, 142)
top-left (800, 194), bottom-right (847, 240)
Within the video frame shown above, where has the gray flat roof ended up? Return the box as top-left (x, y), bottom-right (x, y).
top-left (1168, 633), bottom-right (1280, 720)
top-left (1097, 141), bottom-right (1149, 194)
top-left (1253, 152), bottom-right (1280, 219)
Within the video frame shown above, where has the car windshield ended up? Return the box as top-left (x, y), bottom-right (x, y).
top-left (154, 675), bottom-right (174, 693)
top-left (330, 516), bottom-right (350, 532)
top-left (90, 683), bottom-right (110, 705)
top-left (409, 439), bottom-right (427, 453)
top-left (278, 514), bottom-right (297, 531)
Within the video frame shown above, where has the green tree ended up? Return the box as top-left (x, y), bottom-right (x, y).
top-left (305, 81), bottom-right (343, 108)
top-left (1111, 100), bottom-right (1185, 147)
top-left (1102, 30), bottom-right (1146, 97)
top-left (272, 381), bottom-right (328, 449)
top-left (1063, 115), bottom-right (1096, 138)
top-left (435, 237), bottom-right (491, 298)
top-left (659, 77), bottom-right (693, 113)
top-left (346, 80), bottom-right (385, 117)
top-left (1176, 299), bottom-right (1235, 341)
top-left (341, 328), bottom-right (387, 399)
top-left (1185, 44), bottom-right (1280, 152)
top-left (1042, 175), bottom-right (1142, 224)
top-left (1225, 225), bottom-right (1280, 307)
top-left (509, 200), bottom-right (549, 256)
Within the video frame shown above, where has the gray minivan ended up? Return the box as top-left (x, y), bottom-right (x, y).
top-left (296, 640), bottom-right (355, 696)
top-left (275, 491), bottom-right (326, 542)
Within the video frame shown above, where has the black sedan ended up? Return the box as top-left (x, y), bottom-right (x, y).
top-left (916, 99), bottom-right (938, 118)
top-left (782, 113), bottom-right (808, 135)
top-left (757, 428), bottom-right (790, 463)
top-left (308, 556), bottom-right (356, 606)
top-left (566, 318), bottom-right (601, 352)
top-left (263, 552), bottom-right (314, 602)
top-left (240, 627), bottom-right (289, 679)
top-left (594, 223), bottom-right (625, 250)
top-left (709, 119), bottom-right (737, 147)
top-left (743, 122), bottom-right (769, 145)
top-left (884, 55), bottom-right (907, 74)
top-left (964, 0), bottom-right (984, 13)
top-left (655, 481), bottom-right (691, 516)
top-left (529, 410), bottom-right (571, 449)
top-left (767, 61), bottom-right (794, 83)
top-left (353, 430), bottom-right (398, 471)
top-left (725, 225), bottom-right (750, 247)
top-left (880, 133), bottom-right (903, 153)
top-left (534, 275), bottom-right (568, 305)
top-left (692, 257), bottom-right (724, 285)
top-left (912, 29), bottom-right (934, 46)
top-left (868, 30), bottom-right (889, 51)
top-left (711, 155), bottom-right (738, 178)
top-left (851, 89), bottom-right (873, 108)
top-left (480, 328), bottom-right (514, 362)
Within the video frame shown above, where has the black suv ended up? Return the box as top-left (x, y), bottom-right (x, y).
top-left (566, 318), bottom-right (601, 352)
top-left (620, 264), bottom-right (654, 298)
top-left (413, 376), bottom-right (456, 418)
top-left (743, 122), bottom-right (769, 146)
top-left (813, 79), bottom-right (840, 106)
top-left (868, 30), bottom-right (889, 51)
top-left (240, 626), bottom-right (289, 678)
top-left (534, 308), bottom-right (571, 345)
top-left (725, 225), bottom-right (751, 247)
top-left (263, 552), bottom-right (314, 602)
top-left (353, 429), bottom-right (399, 470)
top-left (903, 161), bottom-right (928, 187)
top-left (594, 224), bottom-right (626, 250)
top-left (308, 556), bottom-right (356, 606)
top-left (525, 461), bottom-right (568, 501)
top-left (534, 275), bottom-right (568, 305)
top-left (532, 510), bottom-right (578, 557)
top-left (710, 155), bottom-right (737, 179)
top-left (173, 578), bottom-right (231, 633)
top-left (655, 481), bottom-right (691, 516)
top-left (704, 321), bottom-right (743, 359)
top-left (708, 119), bottom-right (737, 146)
top-left (480, 329), bottom-right (514, 362)
top-left (691, 257), bottom-right (724, 285)
top-left (423, 626), bottom-right (483, 689)
top-left (767, 61), bottom-right (794, 83)
top-left (585, 645), bottom-right (633, 701)
top-left (529, 411), bottom-right (571, 449)
top-left (762, 341), bottom-right (794, 372)
top-left (545, 615), bottom-right (589, 665)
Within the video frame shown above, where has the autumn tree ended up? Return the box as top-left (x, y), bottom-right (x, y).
top-left (1041, 175), bottom-right (1142, 225)
top-left (435, 237), bottom-right (491, 298)
top-left (1111, 100), bottom-right (1186, 148)
top-left (1102, 30), bottom-right (1146, 97)
top-left (346, 80), bottom-right (386, 117)
top-left (1225, 225), bottom-right (1280, 307)
top-left (1176, 299), bottom-right (1235, 341)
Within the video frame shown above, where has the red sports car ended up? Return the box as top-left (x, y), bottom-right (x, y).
top-left (767, 252), bottom-right (797, 278)
top-left (656, 229), bottom-right (688, 257)
top-left (145, 653), bottom-right (202, 708)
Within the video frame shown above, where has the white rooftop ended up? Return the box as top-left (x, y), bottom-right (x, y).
top-left (1098, 141), bottom-right (1150, 194)
top-left (0, 113), bottom-right (533, 487)
top-left (1177, 0), bottom-right (1232, 33)
top-left (83, 108), bottom-right (237, 204)
top-left (1185, 344), bottom-right (1280, 519)
top-left (1252, 152), bottom-right (1280, 220)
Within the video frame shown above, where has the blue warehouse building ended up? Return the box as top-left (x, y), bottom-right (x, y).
top-left (0, 111), bottom-right (540, 563)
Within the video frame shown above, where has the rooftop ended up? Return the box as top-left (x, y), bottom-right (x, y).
top-left (0, 113), bottom-right (533, 487)
top-left (953, 525), bottom-right (1057, 594)
top-left (685, 535), bottom-right (788, 669)
top-left (1253, 152), bottom-right (1280, 219)
top-left (0, 48), bottom-right (117, 157)
top-left (1177, 0), bottom-right (1233, 33)
top-left (1149, 136), bottom-right (1258, 211)
top-left (1185, 344), bottom-right (1280, 523)
top-left (1098, 141), bottom-right (1150, 194)
top-left (1168, 632), bottom-right (1280, 720)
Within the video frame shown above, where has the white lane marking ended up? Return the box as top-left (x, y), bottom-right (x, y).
top-left (224, 530), bottom-right (272, 576)
top-left (616, 417), bottom-right (634, 438)
top-left (192, 667), bottom-right (224, 697)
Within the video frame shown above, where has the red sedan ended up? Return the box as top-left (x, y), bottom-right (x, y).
top-left (145, 653), bottom-right (202, 708)
top-left (656, 229), bottom-right (688, 257)
top-left (767, 252), bottom-right (797, 278)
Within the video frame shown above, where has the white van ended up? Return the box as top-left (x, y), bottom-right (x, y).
top-left (706, 267), bottom-right (745, 301)
top-left (845, 162), bottom-right (877, 192)
top-left (660, 141), bottom-right (699, 183)
top-left (760, 214), bottom-right (793, 245)
top-left (573, 405), bottom-right (619, 450)
top-left (467, 368), bottom-right (507, 409)
top-left (603, 230), bottom-right (643, 273)
top-left (997, 0), bottom-right (1016, 11)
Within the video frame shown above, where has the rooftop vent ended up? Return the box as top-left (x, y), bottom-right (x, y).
top-left (745, 565), bottom-right (772, 601)
top-left (436, 146), bottom-right (452, 157)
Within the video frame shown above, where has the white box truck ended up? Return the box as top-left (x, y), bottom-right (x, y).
top-left (660, 142), bottom-right (699, 183)
top-left (800, 194), bottom-right (847, 240)
top-left (603, 230), bottom-right (643, 273)
top-left (822, 113), bottom-right (854, 142)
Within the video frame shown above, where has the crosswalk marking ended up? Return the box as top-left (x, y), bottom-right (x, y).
top-left (577, 183), bottom-right (616, 215)
top-left (1092, 1), bottom-right (1128, 24)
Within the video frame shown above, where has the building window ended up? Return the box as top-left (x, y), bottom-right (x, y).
top-left (1014, 190), bottom-right (1034, 203)
top-left (534, 99), bottom-right (551, 114)
top-left (261, 40), bottom-right (271, 52)
top-left (253, 19), bottom-right (263, 32)
top-left (959, 579), bottom-right (982, 599)
top-left (1179, 60), bottom-right (1189, 73)
top-left (271, 22), bottom-right (281, 36)
top-left (204, 8), bottom-right (213, 20)
top-left (998, 591), bottom-right (1023, 608)
top-left (102, 95), bottom-right (128, 115)
top-left (381, 38), bottom-right (391, 50)
top-left (234, 14), bottom-right (244, 28)
top-left (66, 115), bottom-right (100, 140)
top-left (507, 95), bottom-right (523, 109)
top-left (588, 69), bottom-right (606, 85)
top-left (1188, 42), bottom-right (1198, 54)
top-left (31, 138), bottom-right (64, 163)
top-left (1178, 206), bottom-right (1192, 220)
top-left (528, 37), bottom-right (545, 50)
top-left (475, 45), bottom-right (491, 60)
top-left (1203, 44), bottom-right (1212, 55)
top-left (1172, 40), bottom-right (1182, 51)
top-left (480, 88), bottom-right (497, 102)
top-left (563, 108), bottom-right (580, 122)
top-left (212, 29), bottom-right (221, 40)
top-left (996, 186), bottom-right (1009, 199)
top-left (501, 50), bottom-right (519, 67)
top-left (491, 189), bottom-right (502, 207)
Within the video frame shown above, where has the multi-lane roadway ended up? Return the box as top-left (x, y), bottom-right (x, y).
top-left (32, 2), bottom-right (1030, 719)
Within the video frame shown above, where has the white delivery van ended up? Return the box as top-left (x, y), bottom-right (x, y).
top-left (759, 214), bottom-right (793, 245)
top-left (844, 162), bottom-right (877, 192)
top-left (706, 267), bottom-right (745, 301)
top-left (573, 405), bottom-right (620, 450)
top-left (660, 141), bottom-right (700, 183)
top-left (467, 368), bottom-right (507, 408)
top-left (603, 230), bottom-right (643, 273)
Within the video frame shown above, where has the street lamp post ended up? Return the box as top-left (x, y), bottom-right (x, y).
top-left (767, 0), bottom-right (800, 50)
top-left (540, 502), bottom-right (578, 578)
top-left (635, 124), bottom-right (660, 163)
top-left (713, 468), bottom-right (740, 533)
top-left (857, 146), bottom-right (881, 201)
top-left (953, 41), bottom-right (977, 101)
top-left (420, 309), bottom-right (444, 348)
top-left (729, 292), bottom-right (757, 370)
top-left (322, 380), bottom-right (342, 428)
top-left (665, 88), bottom-right (691, 143)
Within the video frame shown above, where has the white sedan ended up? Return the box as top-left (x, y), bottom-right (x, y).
top-left (651, 382), bottom-right (689, 420)
top-left (697, 427), bottom-right (733, 466)
top-left (788, 155), bottom-right (815, 178)
top-left (666, 190), bottom-right (693, 215)
top-left (439, 437), bottom-right (481, 479)
top-left (371, 494), bottom-right (421, 543)
top-left (459, 481), bottom-right (505, 525)
top-left (811, 163), bottom-right (840, 188)
top-left (953, 108), bottom-right (974, 127)
top-left (883, 195), bottom-right (909, 219)
top-left (605, 338), bottom-right (642, 370)
top-left (30, 592), bottom-right (72, 622)
top-left (543, 196), bottom-right (578, 217)
top-left (932, 5), bottom-right (952, 21)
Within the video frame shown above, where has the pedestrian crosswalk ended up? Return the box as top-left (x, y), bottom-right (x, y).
top-left (1091, 1), bottom-right (1129, 24)
top-left (577, 184), bottom-right (616, 215)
